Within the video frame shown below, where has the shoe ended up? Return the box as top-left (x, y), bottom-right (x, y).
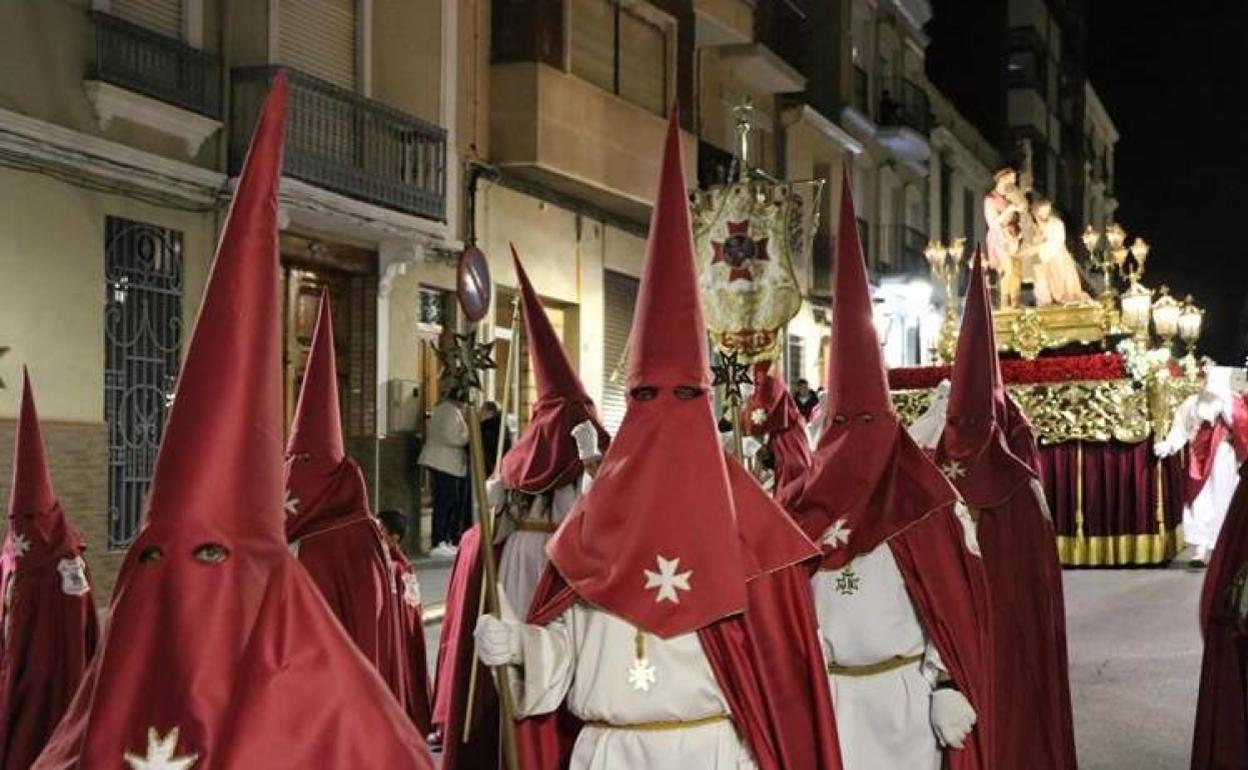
top-left (431, 541), bottom-right (458, 558)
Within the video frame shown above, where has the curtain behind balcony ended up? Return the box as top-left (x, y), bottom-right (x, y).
top-left (278, 0), bottom-right (358, 90)
top-left (112, 0), bottom-right (182, 39)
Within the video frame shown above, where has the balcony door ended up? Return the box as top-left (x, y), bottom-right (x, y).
top-left (277, 0), bottom-right (359, 90)
top-left (110, 0), bottom-right (182, 38)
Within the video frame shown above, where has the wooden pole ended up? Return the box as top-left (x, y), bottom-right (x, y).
top-left (464, 396), bottom-right (520, 769)
top-left (463, 293), bottom-right (521, 743)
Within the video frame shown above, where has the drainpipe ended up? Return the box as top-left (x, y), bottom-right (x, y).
top-left (462, 159), bottom-right (500, 247)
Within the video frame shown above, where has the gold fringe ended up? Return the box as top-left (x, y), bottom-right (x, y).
top-left (1055, 531), bottom-right (1184, 567)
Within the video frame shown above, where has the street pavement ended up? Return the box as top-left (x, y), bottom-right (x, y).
top-left (413, 554), bottom-right (1209, 768)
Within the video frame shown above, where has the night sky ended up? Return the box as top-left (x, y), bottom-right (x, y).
top-left (1086, 3), bottom-right (1248, 364)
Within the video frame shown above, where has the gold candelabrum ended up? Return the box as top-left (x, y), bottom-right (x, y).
top-left (924, 237), bottom-right (965, 363)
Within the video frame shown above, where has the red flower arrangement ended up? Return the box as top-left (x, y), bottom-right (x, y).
top-left (888, 352), bottom-right (1128, 390)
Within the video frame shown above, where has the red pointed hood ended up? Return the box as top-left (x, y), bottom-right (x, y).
top-left (935, 251), bottom-right (1034, 509)
top-left (33, 74), bottom-right (432, 769)
top-left (287, 292), bottom-right (345, 463)
top-left (545, 108), bottom-right (750, 638)
top-left (284, 293), bottom-right (373, 542)
top-left (790, 173), bottom-right (956, 569)
top-left (5, 370), bottom-right (85, 573)
top-left (499, 247), bottom-right (608, 493)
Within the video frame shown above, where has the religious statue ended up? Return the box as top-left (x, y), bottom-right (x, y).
top-left (984, 168), bottom-right (1025, 308)
top-left (1032, 197), bottom-right (1089, 306)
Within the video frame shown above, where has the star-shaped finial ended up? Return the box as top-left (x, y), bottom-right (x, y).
top-left (124, 727), bottom-right (198, 770)
top-left (941, 460), bottom-right (967, 480)
top-left (822, 518), bottom-right (851, 550)
top-left (282, 489), bottom-right (300, 518)
top-left (711, 351), bottom-right (752, 406)
top-left (643, 555), bottom-right (693, 604)
top-left (9, 533), bottom-right (30, 560)
top-left (628, 657), bottom-right (658, 692)
top-left (438, 333), bottom-right (497, 399)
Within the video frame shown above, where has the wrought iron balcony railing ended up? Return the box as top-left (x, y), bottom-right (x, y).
top-left (89, 12), bottom-right (221, 119)
top-left (230, 66), bottom-right (447, 222)
top-left (878, 224), bottom-right (928, 276)
top-left (878, 78), bottom-right (931, 135)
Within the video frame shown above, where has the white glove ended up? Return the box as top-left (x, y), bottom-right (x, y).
top-left (1154, 440), bottom-right (1175, 458)
top-left (930, 687), bottom-right (977, 749)
top-left (571, 420), bottom-right (601, 462)
top-left (486, 477), bottom-right (506, 507)
top-left (474, 614), bottom-right (522, 666)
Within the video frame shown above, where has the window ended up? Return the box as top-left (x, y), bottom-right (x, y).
top-left (278, 0), bottom-right (358, 90)
top-left (105, 217), bottom-right (184, 548)
top-left (962, 188), bottom-right (975, 245)
top-left (939, 162), bottom-right (953, 241)
top-left (786, 336), bottom-right (806, 386)
top-left (571, 0), bottom-right (669, 116)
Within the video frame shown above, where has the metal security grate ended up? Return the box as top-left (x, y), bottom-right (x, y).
top-left (104, 217), bottom-right (184, 549)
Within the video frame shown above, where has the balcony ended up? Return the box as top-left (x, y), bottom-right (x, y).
top-left (877, 224), bottom-right (928, 277)
top-left (490, 62), bottom-right (697, 223)
top-left (876, 78), bottom-right (931, 165)
top-left (84, 12), bottom-right (222, 156)
top-left (230, 66), bottom-right (446, 222)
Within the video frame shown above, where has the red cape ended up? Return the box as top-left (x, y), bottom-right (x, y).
top-left (431, 526), bottom-right (503, 769)
top-left (389, 543), bottom-right (433, 735)
top-left (286, 461), bottom-right (410, 712)
top-left (0, 374), bottom-right (100, 770)
top-left (889, 504), bottom-right (995, 770)
top-left (1187, 398), bottom-right (1248, 504)
top-left (0, 527), bottom-right (99, 770)
top-left (1193, 464), bottom-right (1248, 769)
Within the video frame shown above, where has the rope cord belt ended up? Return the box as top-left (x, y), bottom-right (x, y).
top-left (583, 714), bottom-right (731, 732)
top-left (513, 519), bottom-right (559, 533)
top-left (827, 653), bottom-right (924, 677)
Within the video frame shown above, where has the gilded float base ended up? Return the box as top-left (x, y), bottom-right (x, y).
top-left (1055, 530), bottom-right (1184, 567)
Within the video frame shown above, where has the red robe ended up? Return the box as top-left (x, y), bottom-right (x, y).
top-left (432, 525), bottom-right (502, 769)
top-left (390, 543), bottom-right (433, 735)
top-left (0, 524), bottom-right (99, 770)
top-left (1192, 464), bottom-right (1248, 769)
top-left (287, 462), bottom-right (410, 713)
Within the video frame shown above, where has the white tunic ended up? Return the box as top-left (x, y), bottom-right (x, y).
top-left (1162, 392), bottom-right (1243, 551)
top-left (516, 603), bottom-right (756, 770)
top-left (497, 480), bottom-right (581, 616)
top-left (813, 546), bottom-right (943, 770)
